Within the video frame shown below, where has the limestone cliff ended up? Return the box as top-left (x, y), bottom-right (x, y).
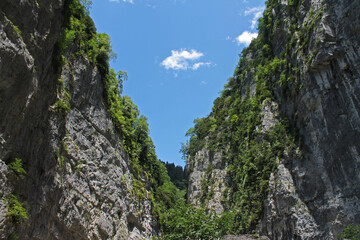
top-left (186, 0), bottom-right (360, 239)
top-left (0, 0), bottom-right (162, 239)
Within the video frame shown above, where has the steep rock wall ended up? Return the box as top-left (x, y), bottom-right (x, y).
top-left (0, 0), bottom-right (156, 239)
top-left (186, 0), bottom-right (360, 239)
top-left (187, 148), bottom-right (227, 214)
top-left (260, 0), bottom-right (360, 239)
top-left (0, 0), bottom-right (64, 237)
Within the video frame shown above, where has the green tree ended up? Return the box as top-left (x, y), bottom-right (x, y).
top-left (339, 224), bottom-right (360, 240)
top-left (117, 70), bottom-right (128, 94)
top-left (161, 199), bottom-right (219, 240)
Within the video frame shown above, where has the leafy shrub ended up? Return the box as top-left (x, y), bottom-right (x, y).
top-left (161, 199), bottom-right (219, 240)
top-left (7, 158), bottom-right (26, 179)
top-left (338, 224), bottom-right (360, 240)
top-left (55, 99), bottom-right (71, 113)
top-left (6, 194), bottom-right (28, 223)
top-left (160, 197), bottom-right (238, 240)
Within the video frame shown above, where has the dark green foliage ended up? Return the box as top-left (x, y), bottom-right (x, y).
top-left (164, 162), bottom-right (187, 190)
top-left (186, 88), bottom-right (297, 233)
top-left (9, 233), bottom-right (19, 240)
top-left (6, 194), bottom-right (28, 224)
top-left (184, 0), bottom-right (303, 234)
top-left (257, 0), bottom-right (278, 45)
top-left (161, 198), bottom-right (235, 240)
top-left (56, 0), bottom-right (115, 69)
top-left (338, 224), bottom-right (360, 240)
top-left (7, 158), bottom-right (26, 179)
top-left (160, 194), bottom-right (242, 239)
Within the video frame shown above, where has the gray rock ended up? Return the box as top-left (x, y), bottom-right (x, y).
top-left (188, 0), bottom-right (360, 239)
top-left (187, 148), bottom-right (227, 214)
top-left (261, 0), bottom-right (360, 239)
top-left (0, 0), bottom-right (157, 239)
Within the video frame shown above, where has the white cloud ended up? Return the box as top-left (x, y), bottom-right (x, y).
top-left (161, 49), bottom-right (211, 71)
top-left (109, 0), bottom-right (134, 4)
top-left (192, 62), bottom-right (211, 70)
top-left (245, 6), bottom-right (265, 29)
top-left (236, 31), bottom-right (258, 46)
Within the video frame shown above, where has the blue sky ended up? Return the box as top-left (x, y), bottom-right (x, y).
top-left (90, 0), bottom-right (266, 167)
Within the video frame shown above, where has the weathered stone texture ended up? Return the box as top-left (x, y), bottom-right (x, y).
top-left (260, 0), bottom-right (360, 239)
top-left (188, 0), bottom-right (360, 239)
top-left (0, 0), bottom-right (156, 239)
top-left (187, 148), bottom-right (227, 214)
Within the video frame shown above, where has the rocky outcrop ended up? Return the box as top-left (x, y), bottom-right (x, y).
top-left (0, 0), bottom-right (156, 239)
top-left (187, 148), bottom-right (227, 214)
top-left (260, 0), bottom-right (360, 239)
top-left (187, 0), bottom-right (360, 239)
top-left (0, 0), bottom-right (64, 238)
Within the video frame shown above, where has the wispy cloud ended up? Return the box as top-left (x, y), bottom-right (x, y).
top-left (192, 62), bottom-right (211, 70)
top-left (244, 6), bottom-right (265, 29)
top-left (161, 49), bottom-right (212, 71)
top-left (145, 3), bottom-right (156, 8)
top-left (235, 31), bottom-right (258, 46)
top-left (109, 0), bottom-right (134, 4)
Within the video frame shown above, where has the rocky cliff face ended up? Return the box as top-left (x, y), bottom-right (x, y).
top-left (187, 148), bottom-right (227, 214)
top-left (1, 0), bottom-right (360, 239)
top-left (0, 0), bottom-right (156, 239)
top-left (260, 0), bottom-right (360, 239)
top-left (187, 0), bottom-right (360, 239)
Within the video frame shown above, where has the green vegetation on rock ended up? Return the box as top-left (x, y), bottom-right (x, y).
top-left (4, 16), bottom-right (22, 40)
top-left (54, 77), bottom-right (71, 114)
top-left (183, 0), bottom-right (302, 234)
top-left (6, 194), bottom-right (28, 224)
top-left (53, 0), bottom-right (324, 237)
top-left (338, 224), bottom-right (360, 240)
top-left (56, 0), bottom-right (178, 230)
top-left (7, 158), bottom-right (26, 179)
